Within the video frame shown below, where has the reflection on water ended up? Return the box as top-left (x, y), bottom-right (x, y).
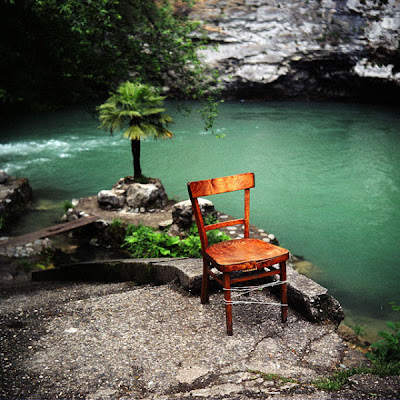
top-left (1, 101), bottom-right (399, 335)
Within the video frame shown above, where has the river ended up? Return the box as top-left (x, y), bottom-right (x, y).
top-left (1, 101), bottom-right (399, 339)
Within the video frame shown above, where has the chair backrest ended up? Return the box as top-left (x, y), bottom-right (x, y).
top-left (187, 172), bottom-right (255, 251)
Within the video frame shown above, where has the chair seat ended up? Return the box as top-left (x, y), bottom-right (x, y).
top-left (206, 238), bottom-right (289, 272)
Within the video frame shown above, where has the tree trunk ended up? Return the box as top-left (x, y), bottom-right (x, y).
top-left (131, 139), bottom-right (142, 180)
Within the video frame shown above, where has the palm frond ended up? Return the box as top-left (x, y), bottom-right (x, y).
top-left (140, 107), bottom-right (166, 116)
top-left (123, 124), bottom-right (146, 140)
top-left (140, 123), bottom-right (174, 139)
top-left (98, 81), bottom-right (174, 140)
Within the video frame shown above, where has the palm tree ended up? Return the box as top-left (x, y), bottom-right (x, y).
top-left (97, 81), bottom-right (173, 181)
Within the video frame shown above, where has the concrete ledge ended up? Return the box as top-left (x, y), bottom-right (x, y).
top-left (32, 257), bottom-right (344, 325)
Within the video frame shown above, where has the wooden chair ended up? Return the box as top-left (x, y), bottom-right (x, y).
top-left (187, 172), bottom-right (289, 335)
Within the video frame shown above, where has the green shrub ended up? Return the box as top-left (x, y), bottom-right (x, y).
top-left (368, 302), bottom-right (400, 375)
top-left (123, 222), bottom-right (230, 259)
top-left (123, 224), bottom-right (178, 258)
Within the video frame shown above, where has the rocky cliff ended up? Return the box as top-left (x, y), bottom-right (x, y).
top-left (186, 0), bottom-right (400, 101)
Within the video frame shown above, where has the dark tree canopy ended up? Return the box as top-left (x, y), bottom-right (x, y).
top-left (0, 0), bottom-right (217, 113)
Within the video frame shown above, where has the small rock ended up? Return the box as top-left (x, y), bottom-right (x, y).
top-left (172, 198), bottom-right (216, 230)
top-left (64, 328), bottom-right (78, 334)
top-left (159, 219), bottom-right (173, 230)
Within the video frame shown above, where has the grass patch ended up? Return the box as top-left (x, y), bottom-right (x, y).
top-left (312, 368), bottom-right (362, 391)
top-left (313, 362), bottom-right (400, 392)
top-left (248, 369), bottom-right (297, 383)
top-left (62, 200), bottom-right (74, 213)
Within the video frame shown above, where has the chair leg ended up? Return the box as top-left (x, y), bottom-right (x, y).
top-left (201, 258), bottom-right (210, 304)
top-left (280, 261), bottom-right (288, 323)
top-left (223, 272), bottom-right (233, 335)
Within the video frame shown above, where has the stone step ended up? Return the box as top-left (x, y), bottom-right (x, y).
top-left (32, 257), bottom-right (344, 325)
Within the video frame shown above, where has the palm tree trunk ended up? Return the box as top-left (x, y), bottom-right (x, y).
top-left (131, 139), bottom-right (142, 180)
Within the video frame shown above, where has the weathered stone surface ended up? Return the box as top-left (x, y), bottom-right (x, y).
top-left (171, 198), bottom-right (217, 230)
top-left (32, 257), bottom-right (343, 324)
top-left (159, 219), bottom-right (173, 230)
top-left (0, 170), bottom-right (8, 184)
top-left (184, 0), bottom-right (400, 101)
top-left (97, 176), bottom-right (168, 211)
top-left (97, 190), bottom-right (125, 209)
top-left (0, 175), bottom-right (32, 228)
top-left (339, 374), bottom-right (400, 399)
top-left (0, 280), bottom-right (370, 400)
top-left (125, 181), bottom-right (167, 210)
top-left (270, 265), bottom-right (344, 325)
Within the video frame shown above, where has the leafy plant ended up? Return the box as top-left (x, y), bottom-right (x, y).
top-left (1, 0), bottom-right (220, 131)
top-left (310, 306), bottom-right (400, 391)
top-left (35, 262), bottom-right (55, 271)
top-left (369, 302), bottom-right (400, 371)
top-left (123, 222), bottom-right (230, 259)
top-left (123, 224), bottom-right (181, 258)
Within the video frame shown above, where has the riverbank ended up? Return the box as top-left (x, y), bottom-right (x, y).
top-left (1, 195), bottom-right (400, 399)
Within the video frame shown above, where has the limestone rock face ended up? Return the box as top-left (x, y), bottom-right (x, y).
top-left (185, 0), bottom-right (400, 101)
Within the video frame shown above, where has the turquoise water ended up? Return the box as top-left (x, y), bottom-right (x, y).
top-left (1, 101), bottom-right (399, 336)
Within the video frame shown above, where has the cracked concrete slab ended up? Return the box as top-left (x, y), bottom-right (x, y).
top-left (32, 257), bottom-right (344, 325)
top-left (1, 281), bottom-right (367, 399)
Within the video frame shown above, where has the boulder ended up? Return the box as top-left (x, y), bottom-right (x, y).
top-left (0, 176), bottom-right (32, 229)
top-left (97, 190), bottom-right (125, 210)
top-left (96, 177), bottom-right (168, 211)
top-left (269, 266), bottom-right (345, 326)
top-left (0, 170), bottom-right (9, 184)
top-left (125, 179), bottom-right (167, 210)
top-left (171, 198), bottom-right (217, 230)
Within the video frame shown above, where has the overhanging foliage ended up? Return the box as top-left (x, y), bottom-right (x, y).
top-left (0, 0), bottom-right (218, 113)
